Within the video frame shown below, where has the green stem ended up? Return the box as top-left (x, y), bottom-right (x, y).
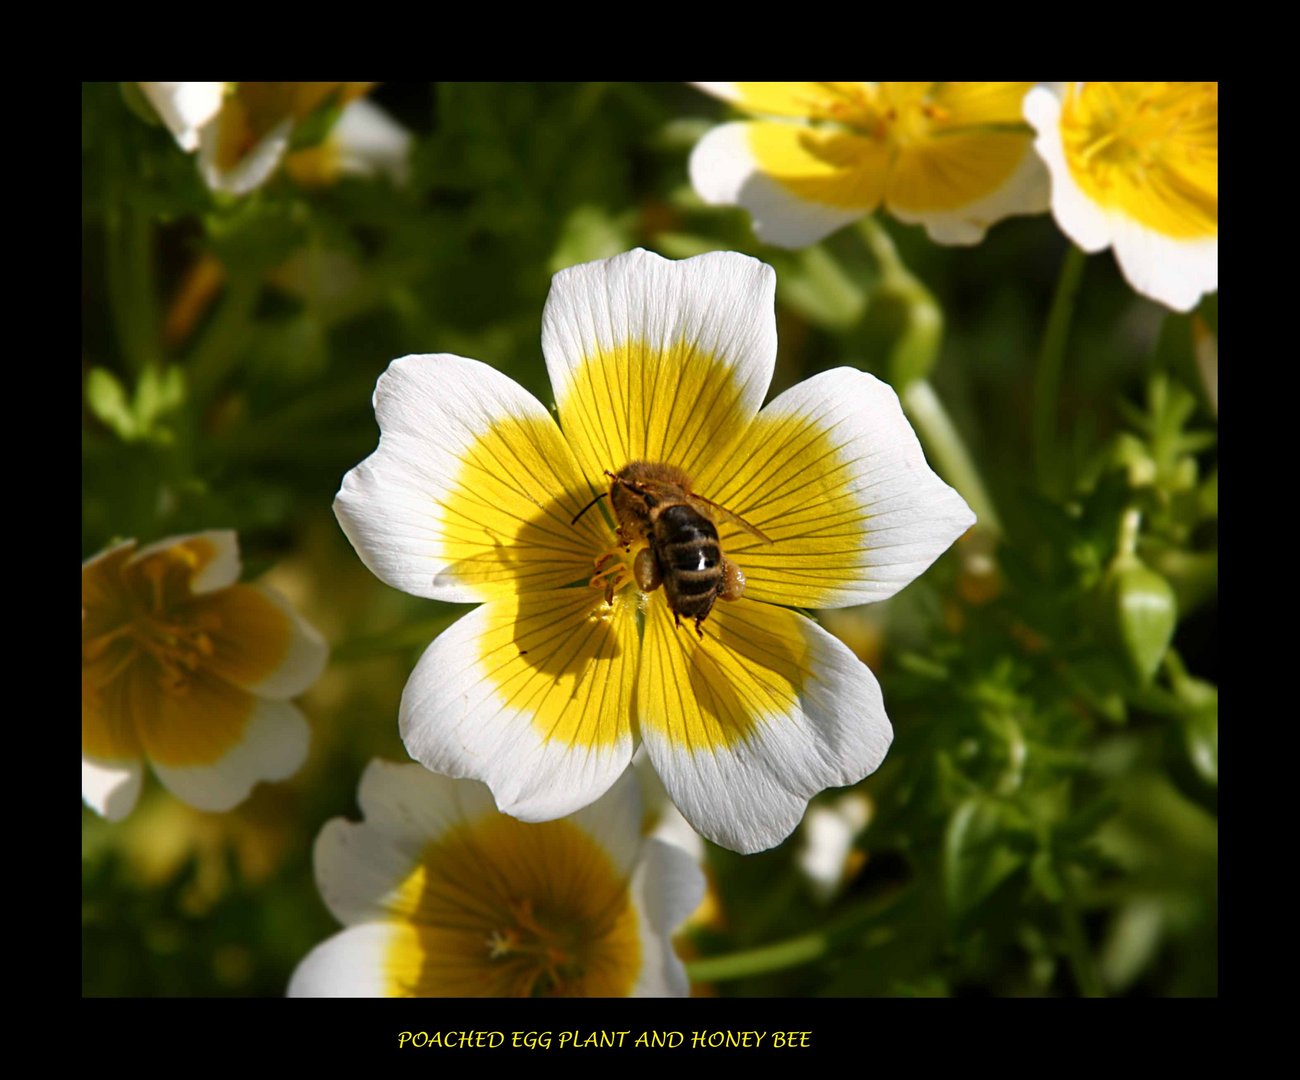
top-left (858, 217), bottom-right (942, 387)
top-left (685, 891), bottom-right (899, 983)
top-left (858, 217), bottom-right (1002, 538)
top-left (1115, 506), bottom-right (1142, 562)
top-left (186, 274), bottom-right (261, 405)
top-left (1060, 872), bottom-right (1105, 998)
top-left (902, 380), bottom-right (1003, 537)
top-left (1034, 245), bottom-right (1087, 496)
top-left (104, 197), bottom-right (162, 374)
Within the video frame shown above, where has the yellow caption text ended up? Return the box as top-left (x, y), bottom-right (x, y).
top-left (397, 1031), bottom-right (813, 1050)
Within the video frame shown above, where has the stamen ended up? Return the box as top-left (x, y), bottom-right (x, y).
top-left (82, 623), bottom-right (135, 662)
top-left (485, 898), bottom-right (582, 995)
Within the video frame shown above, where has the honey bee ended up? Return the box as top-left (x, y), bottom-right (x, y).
top-left (571, 461), bottom-right (772, 638)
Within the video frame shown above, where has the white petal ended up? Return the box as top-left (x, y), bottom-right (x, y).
top-left (330, 98), bottom-right (412, 185)
top-left (241, 585), bottom-right (329, 699)
top-left (315, 761), bottom-right (497, 926)
top-left (1110, 218), bottom-right (1217, 313)
top-left (130, 530), bottom-right (241, 595)
top-left (696, 367), bottom-right (975, 609)
top-left (629, 839), bottom-right (705, 997)
top-left (689, 122), bottom-right (863, 247)
top-left (541, 247), bottom-right (778, 479)
top-left (399, 592), bottom-right (637, 823)
top-left (334, 353), bottom-right (600, 604)
top-left (82, 755), bottom-right (143, 822)
top-left (138, 82), bottom-right (225, 152)
top-left (1024, 86), bottom-right (1114, 253)
top-left (566, 767), bottom-right (645, 880)
top-left (287, 923), bottom-right (394, 997)
top-left (639, 598), bottom-right (892, 854)
top-left (198, 116), bottom-right (293, 195)
top-left (150, 697), bottom-right (309, 812)
top-left (648, 800), bottom-right (708, 865)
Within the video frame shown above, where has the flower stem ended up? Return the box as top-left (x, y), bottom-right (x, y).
top-left (186, 273), bottom-right (261, 405)
top-left (902, 380), bottom-right (1003, 538)
top-left (685, 891), bottom-right (899, 983)
top-left (104, 196), bottom-right (162, 374)
top-left (1034, 244), bottom-right (1087, 496)
top-left (858, 217), bottom-right (1002, 538)
top-left (857, 217), bottom-right (943, 390)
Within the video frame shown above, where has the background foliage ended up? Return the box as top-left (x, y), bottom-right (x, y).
top-left (81, 82), bottom-right (1217, 997)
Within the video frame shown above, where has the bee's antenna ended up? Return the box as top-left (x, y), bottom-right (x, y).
top-left (570, 490), bottom-right (608, 526)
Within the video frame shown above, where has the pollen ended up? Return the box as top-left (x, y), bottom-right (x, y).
top-left (806, 83), bottom-right (978, 148)
top-left (1060, 82), bottom-right (1217, 239)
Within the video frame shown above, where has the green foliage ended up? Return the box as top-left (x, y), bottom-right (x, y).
top-left (82, 81), bottom-right (1216, 998)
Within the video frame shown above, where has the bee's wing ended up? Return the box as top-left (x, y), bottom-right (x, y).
top-left (688, 493), bottom-right (774, 545)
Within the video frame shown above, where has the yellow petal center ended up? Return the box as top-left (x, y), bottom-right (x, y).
top-left (385, 815), bottom-right (642, 996)
top-left (1060, 81), bottom-right (1217, 238)
top-left (83, 549), bottom-right (224, 699)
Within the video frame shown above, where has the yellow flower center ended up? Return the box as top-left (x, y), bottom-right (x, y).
top-left (1060, 82), bottom-right (1217, 238)
top-left (386, 816), bottom-right (642, 996)
top-left (82, 550), bottom-right (223, 698)
top-left (805, 82), bottom-right (952, 147)
top-left (484, 897), bottom-right (592, 996)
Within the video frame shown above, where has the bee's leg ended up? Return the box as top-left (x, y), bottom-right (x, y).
top-left (632, 547), bottom-right (661, 594)
top-left (673, 611), bottom-right (683, 631)
top-left (693, 615), bottom-right (706, 640)
top-left (589, 549), bottom-right (629, 603)
top-left (718, 558), bottom-right (747, 602)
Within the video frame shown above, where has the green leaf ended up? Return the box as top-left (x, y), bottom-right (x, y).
top-left (134, 364), bottom-right (187, 431)
top-left (944, 797), bottom-right (1027, 923)
top-left (85, 367), bottom-right (137, 440)
top-left (1099, 560), bottom-right (1178, 683)
top-left (119, 82), bottom-right (161, 128)
top-left (1181, 705), bottom-right (1218, 788)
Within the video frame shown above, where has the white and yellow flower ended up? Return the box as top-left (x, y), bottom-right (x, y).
top-left (82, 531), bottom-right (327, 821)
top-left (689, 82), bottom-right (1050, 247)
top-left (288, 760), bottom-right (703, 997)
top-left (334, 248), bottom-right (974, 854)
top-left (138, 82), bottom-right (409, 195)
top-left (1025, 82), bottom-right (1218, 312)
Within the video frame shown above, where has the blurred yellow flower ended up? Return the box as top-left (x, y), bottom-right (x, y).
top-left (689, 82), bottom-right (1049, 247)
top-left (289, 762), bottom-right (703, 997)
top-left (81, 531), bottom-right (327, 821)
top-left (1025, 82), bottom-right (1218, 311)
top-left (137, 82), bottom-right (410, 194)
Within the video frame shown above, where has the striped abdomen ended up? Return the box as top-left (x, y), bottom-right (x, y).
top-left (653, 503), bottom-right (722, 622)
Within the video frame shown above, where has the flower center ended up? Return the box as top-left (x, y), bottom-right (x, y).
top-left (484, 897), bottom-right (588, 997)
top-left (82, 560), bottom-right (222, 696)
top-left (386, 816), bottom-right (643, 997)
top-left (1060, 82), bottom-right (1217, 238)
top-left (805, 82), bottom-right (949, 147)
